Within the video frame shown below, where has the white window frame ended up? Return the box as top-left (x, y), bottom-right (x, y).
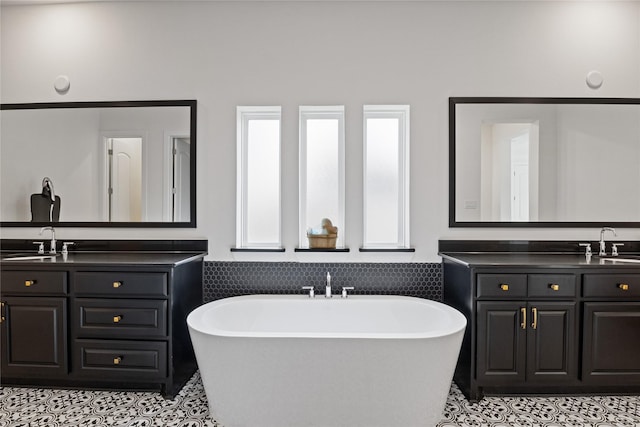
top-left (298, 106), bottom-right (346, 248)
top-left (362, 105), bottom-right (410, 248)
top-left (236, 106), bottom-right (282, 248)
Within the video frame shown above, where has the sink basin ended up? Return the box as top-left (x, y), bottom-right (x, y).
top-left (1, 253), bottom-right (59, 261)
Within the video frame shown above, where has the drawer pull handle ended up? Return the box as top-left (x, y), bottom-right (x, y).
top-left (113, 315), bottom-right (122, 323)
top-left (113, 356), bottom-right (122, 365)
top-left (550, 284), bottom-right (560, 291)
top-left (619, 283), bottom-right (629, 291)
top-left (520, 307), bottom-right (526, 329)
top-left (113, 281), bottom-right (122, 288)
top-left (24, 280), bottom-right (35, 287)
top-left (500, 284), bottom-right (509, 291)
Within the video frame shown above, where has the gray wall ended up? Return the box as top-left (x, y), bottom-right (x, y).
top-left (2, 1), bottom-right (639, 262)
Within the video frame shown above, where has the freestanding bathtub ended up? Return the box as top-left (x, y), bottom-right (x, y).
top-left (187, 294), bottom-right (466, 427)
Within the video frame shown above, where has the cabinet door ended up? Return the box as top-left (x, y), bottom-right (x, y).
top-left (526, 301), bottom-right (577, 382)
top-left (583, 302), bottom-right (640, 384)
top-left (477, 301), bottom-right (526, 384)
top-left (0, 297), bottom-right (67, 377)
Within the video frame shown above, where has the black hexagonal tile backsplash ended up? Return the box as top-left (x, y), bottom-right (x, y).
top-left (203, 262), bottom-right (442, 302)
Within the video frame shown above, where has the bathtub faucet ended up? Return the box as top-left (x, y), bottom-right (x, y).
top-left (325, 272), bottom-right (332, 298)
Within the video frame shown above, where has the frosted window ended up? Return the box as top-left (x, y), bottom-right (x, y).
top-left (299, 107), bottom-right (345, 248)
top-left (363, 106), bottom-right (410, 248)
top-left (237, 107), bottom-right (281, 248)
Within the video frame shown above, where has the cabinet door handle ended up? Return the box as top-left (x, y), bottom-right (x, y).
top-left (24, 280), bottom-right (35, 287)
top-left (113, 315), bottom-right (122, 323)
top-left (549, 284), bottom-right (560, 291)
top-left (113, 356), bottom-right (122, 365)
top-left (113, 281), bottom-right (122, 288)
top-left (500, 284), bottom-right (509, 291)
top-left (520, 307), bottom-right (526, 329)
top-left (619, 283), bottom-right (629, 291)
top-left (0, 301), bottom-right (5, 323)
top-left (531, 307), bottom-right (538, 330)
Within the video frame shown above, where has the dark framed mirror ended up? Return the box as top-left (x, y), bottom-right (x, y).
top-left (450, 97), bottom-right (640, 227)
top-left (1, 100), bottom-right (196, 228)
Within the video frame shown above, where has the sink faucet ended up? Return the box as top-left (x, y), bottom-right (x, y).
top-left (599, 227), bottom-right (616, 256)
top-left (325, 272), bottom-right (332, 298)
top-left (40, 226), bottom-right (57, 254)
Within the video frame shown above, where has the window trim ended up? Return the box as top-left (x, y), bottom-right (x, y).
top-left (298, 105), bottom-right (346, 248)
top-left (236, 106), bottom-right (282, 249)
top-left (362, 105), bottom-right (410, 249)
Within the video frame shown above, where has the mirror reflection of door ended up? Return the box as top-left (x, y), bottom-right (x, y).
top-left (172, 137), bottom-right (190, 222)
top-left (510, 133), bottom-right (529, 221)
top-left (480, 122), bottom-right (539, 222)
top-left (106, 137), bottom-right (142, 222)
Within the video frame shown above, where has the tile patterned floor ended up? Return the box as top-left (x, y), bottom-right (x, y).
top-left (1, 372), bottom-right (639, 426)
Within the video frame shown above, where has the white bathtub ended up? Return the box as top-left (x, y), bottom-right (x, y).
top-left (187, 294), bottom-right (466, 427)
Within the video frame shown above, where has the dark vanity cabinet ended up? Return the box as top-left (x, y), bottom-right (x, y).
top-left (582, 274), bottom-right (640, 384)
top-left (476, 274), bottom-right (578, 385)
top-left (0, 271), bottom-right (68, 378)
top-left (442, 251), bottom-right (640, 401)
top-left (71, 271), bottom-right (170, 383)
top-left (0, 251), bottom-right (204, 398)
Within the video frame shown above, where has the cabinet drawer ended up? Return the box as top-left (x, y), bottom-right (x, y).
top-left (74, 339), bottom-right (167, 379)
top-left (73, 298), bottom-right (167, 338)
top-left (1, 271), bottom-right (67, 295)
top-left (583, 274), bottom-right (640, 298)
top-left (528, 274), bottom-right (576, 297)
top-left (74, 272), bottom-right (167, 297)
top-left (477, 274), bottom-right (527, 298)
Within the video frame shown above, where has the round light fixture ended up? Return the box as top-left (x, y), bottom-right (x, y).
top-left (54, 75), bottom-right (71, 94)
top-left (586, 70), bottom-right (603, 89)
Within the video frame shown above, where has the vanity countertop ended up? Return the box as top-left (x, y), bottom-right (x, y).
top-left (439, 252), bottom-right (640, 269)
top-left (0, 251), bottom-right (206, 267)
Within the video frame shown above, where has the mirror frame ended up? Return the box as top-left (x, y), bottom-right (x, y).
top-left (0, 99), bottom-right (197, 228)
top-left (449, 96), bottom-right (640, 228)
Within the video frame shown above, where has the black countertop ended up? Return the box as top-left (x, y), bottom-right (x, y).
top-left (0, 251), bottom-right (206, 267)
top-left (439, 252), bottom-right (640, 269)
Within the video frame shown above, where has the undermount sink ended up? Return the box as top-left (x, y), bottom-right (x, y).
top-left (1, 253), bottom-right (59, 261)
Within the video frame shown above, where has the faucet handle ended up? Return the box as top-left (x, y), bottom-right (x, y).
top-left (611, 243), bottom-right (624, 257)
top-left (32, 241), bottom-right (45, 255)
top-left (341, 286), bottom-right (355, 298)
top-left (62, 242), bottom-right (75, 255)
top-left (301, 286), bottom-right (315, 298)
top-left (579, 243), bottom-right (592, 257)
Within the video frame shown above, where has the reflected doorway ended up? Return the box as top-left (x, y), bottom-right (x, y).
top-left (510, 133), bottom-right (529, 221)
top-left (480, 121), bottom-right (539, 222)
top-left (106, 137), bottom-right (143, 222)
top-left (171, 137), bottom-right (190, 222)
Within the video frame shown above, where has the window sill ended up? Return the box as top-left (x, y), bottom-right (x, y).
top-left (231, 247), bottom-right (285, 252)
top-left (294, 247), bottom-right (350, 253)
top-left (359, 247), bottom-right (415, 252)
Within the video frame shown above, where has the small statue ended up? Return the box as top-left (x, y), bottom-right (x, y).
top-left (321, 218), bottom-right (338, 235)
